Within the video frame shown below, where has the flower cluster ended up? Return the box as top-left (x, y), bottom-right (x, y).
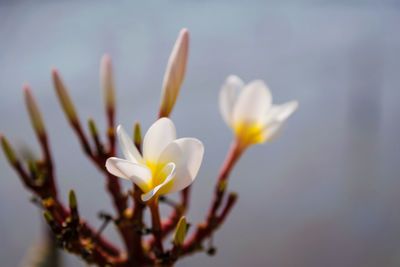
top-left (1, 28), bottom-right (297, 266)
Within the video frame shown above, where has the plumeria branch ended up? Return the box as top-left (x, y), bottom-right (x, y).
top-left (0, 87), bottom-right (122, 265)
top-left (52, 65), bottom-right (150, 265)
top-left (1, 28), bottom-right (298, 267)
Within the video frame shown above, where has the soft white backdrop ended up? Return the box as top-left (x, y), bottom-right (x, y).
top-left (1, 1), bottom-right (400, 266)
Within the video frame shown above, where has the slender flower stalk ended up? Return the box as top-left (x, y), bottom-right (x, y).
top-left (158, 28), bottom-right (189, 118)
top-left (23, 83), bottom-right (57, 196)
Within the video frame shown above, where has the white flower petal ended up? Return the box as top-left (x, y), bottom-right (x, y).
top-left (219, 75), bottom-right (244, 126)
top-left (143, 118), bottom-right (176, 162)
top-left (262, 101), bottom-right (298, 128)
top-left (105, 157), bottom-right (151, 192)
top-left (117, 125), bottom-right (143, 163)
top-left (275, 101), bottom-right (298, 122)
top-left (262, 122), bottom-right (285, 143)
top-left (232, 80), bottom-right (272, 125)
top-left (158, 137), bottom-right (204, 194)
top-left (141, 162), bottom-right (176, 201)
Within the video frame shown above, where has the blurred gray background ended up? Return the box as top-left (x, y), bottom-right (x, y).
top-left (1, 1), bottom-right (400, 266)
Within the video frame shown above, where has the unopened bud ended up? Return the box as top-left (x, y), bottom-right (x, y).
top-left (0, 134), bottom-right (18, 165)
top-left (134, 121), bottom-right (142, 151)
top-left (159, 28), bottom-right (189, 118)
top-left (100, 54), bottom-right (116, 112)
top-left (173, 216), bottom-right (187, 246)
top-left (228, 192), bottom-right (238, 201)
top-left (69, 189), bottom-right (77, 209)
top-left (52, 68), bottom-right (78, 124)
top-left (88, 118), bottom-right (98, 138)
top-left (23, 84), bottom-right (46, 137)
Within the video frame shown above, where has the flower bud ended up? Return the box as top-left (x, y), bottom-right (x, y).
top-left (173, 216), bottom-right (187, 246)
top-left (159, 28), bottom-right (189, 118)
top-left (52, 68), bottom-right (78, 124)
top-left (23, 84), bottom-right (46, 137)
top-left (0, 134), bottom-right (18, 165)
top-left (134, 121), bottom-right (142, 151)
top-left (88, 118), bottom-right (99, 138)
top-left (69, 189), bottom-right (77, 209)
top-left (100, 54), bottom-right (116, 113)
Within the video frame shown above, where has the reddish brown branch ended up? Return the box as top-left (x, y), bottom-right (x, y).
top-left (106, 107), bottom-right (116, 157)
top-left (208, 140), bottom-right (243, 218)
top-left (3, 121), bottom-right (123, 264)
top-left (37, 134), bottom-right (58, 198)
top-left (131, 185), bottom-right (146, 262)
top-left (181, 193), bottom-right (238, 256)
top-left (147, 187), bottom-right (191, 250)
top-left (149, 198), bottom-right (164, 256)
top-left (10, 161), bottom-right (122, 261)
top-left (162, 187), bottom-right (190, 234)
top-left (181, 140), bottom-right (244, 256)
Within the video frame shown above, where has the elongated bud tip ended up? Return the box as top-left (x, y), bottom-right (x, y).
top-left (1, 134), bottom-right (18, 165)
top-left (52, 68), bottom-right (78, 124)
top-left (180, 28), bottom-right (189, 41)
top-left (134, 121), bottom-right (142, 147)
top-left (51, 67), bottom-right (58, 76)
top-left (23, 84), bottom-right (46, 136)
top-left (102, 54), bottom-right (111, 64)
top-left (173, 216), bottom-right (187, 246)
top-left (158, 28), bottom-right (190, 118)
top-left (88, 118), bottom-right (98, 137)
top-left (69, 189), bottom-right (77, 209)
top-left (228, 192), bottom-right (238, 201)
top-left (101, 54), bottom-right (115, 112)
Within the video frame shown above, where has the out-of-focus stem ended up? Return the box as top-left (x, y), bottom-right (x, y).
top-left (209, 139), bottom-right (243, 217)
top-left (181, 139), bottom-right (244, 255)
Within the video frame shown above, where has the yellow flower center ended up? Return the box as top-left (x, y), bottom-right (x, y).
top-left (144, 160), bottom-right (174, 194)
top-left (233, 120), bottom-right (265, 146)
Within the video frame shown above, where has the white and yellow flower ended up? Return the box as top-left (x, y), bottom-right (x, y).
top-left (105, 118), bottom-right (204, 202)
top-left (220, 75), bottom-right (298, 147)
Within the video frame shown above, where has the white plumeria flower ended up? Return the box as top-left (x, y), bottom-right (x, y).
top-left (220, 75), bottom-right (298, 147)
top-left (105, 118), bottom-right (204, 202)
